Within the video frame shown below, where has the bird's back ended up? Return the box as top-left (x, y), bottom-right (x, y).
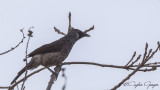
top-left (28, 36), bottom-right (68, 57)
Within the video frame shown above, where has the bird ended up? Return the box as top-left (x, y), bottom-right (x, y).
top-left (11, 28), bottom-right (90, 84)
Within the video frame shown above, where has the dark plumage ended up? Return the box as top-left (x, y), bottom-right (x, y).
top-left (11, 28), bottom-right (90, 84)
top-left (28, 36), bottom-right (67, 57)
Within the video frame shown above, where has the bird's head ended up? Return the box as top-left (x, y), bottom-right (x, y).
top-left (68, 27), bottom-right (90, 40)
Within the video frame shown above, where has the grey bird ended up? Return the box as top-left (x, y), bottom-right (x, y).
top-left (11, 28), bottom-right (90, 84)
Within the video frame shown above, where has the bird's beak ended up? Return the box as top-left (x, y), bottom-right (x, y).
top-left (84, 33), bottom-right (90, 37)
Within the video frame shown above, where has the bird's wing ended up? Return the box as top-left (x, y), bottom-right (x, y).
top-left (28, 37), bottom-right (66, 57)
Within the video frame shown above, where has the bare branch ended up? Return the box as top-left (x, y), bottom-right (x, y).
top-left (125, 51), bottom-right (136, 66)
top-left (84, 25), bottom-right (94, 33)
top-left (158, 42), bottom-right (160, 50)
top-left (46, 66), bottom-right (61, 90)
top-left (111, 42), bottom-right (160, 90)
top-left (0, 29), bottom-right (25, 55)
top-left (62, 68), bottom-right (67, 90)
top-left (129, 54), bottom-right (141, 67)
top-left (145, 62), bottom-right (160, 66)
top-left (112, 63), bottom-right (144, 90)
top-left (0, 86), bottom-right (9, 89)
top-left (142, 43), bottom-right (148, 63)
top-left (68, 12), bottom-right (71, 33)
top-left (62, 61), bottom-right (158, 71)
top-left (53, 12), bottom-right (71, 35)
top-left (54, 27), bottom-right (66, 35)
top-left (1, 60), bottom-right (159, 90)
top-left (8, 68), bottom-right (45, 90)
top-left (54, 12), bottom-right (94, 35)
top-left (145, 49), bottom-right (152, 60)
top-left (21, 27), bottom-right (34, 90)
top-left (146, 42), bottom-right (160, 61)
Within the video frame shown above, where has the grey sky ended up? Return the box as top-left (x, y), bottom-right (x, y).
top-left (0, 0), bottom-right (160, 90)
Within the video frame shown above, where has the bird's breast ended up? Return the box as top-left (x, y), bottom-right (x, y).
top-left (41, 52), bottom-right (64, 66)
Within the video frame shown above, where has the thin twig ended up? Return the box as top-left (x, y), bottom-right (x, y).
top-left (142, 43), bottom-right (148, 63)
top-left (145, 62), bottom-right (160, 66)
top-left (84, 25), bottom-right (94, 33)
top-left (8, 68), bottom-right (45, 90)
top-left (54, 12), bottom-right (94, 36)
top-left (145, 42), bottom-right (160, 61)
top-left (129, 54), bottom-right (141, 67)
top-left (158, 42), bottom-right (160, 50)
top-left (21, 27), bottom-right (34, 90)
top-left (62, 68), bottom-right (67, 90)
top-left (145, 49), bottom-right (152, 60)
top-left (0, 29), bottom-right (25, 55)
top-left (125, 51), bottom-right (136, 66)
top-left (111, 62), bottom-right (145, 90)
top-left (68, 12), bottom-right (71, 33)
top-left (54, 27), bottom-right (66, 35)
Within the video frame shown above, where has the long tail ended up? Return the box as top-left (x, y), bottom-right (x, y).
top-left (11, 67), bottom-right (26, 84)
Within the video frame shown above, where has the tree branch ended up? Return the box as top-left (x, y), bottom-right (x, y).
top-left (2, 59), bottom-right (160, 90)
top-left (8, 68), bottom-right (45, 90)
top-left (54, 27), bottom-right (66, 35)
top-left (0, 29), bottom-right (25, 55)
top-left (46, 66), bottom-right (61, 90)
top-left (54, 12), bottom-right (94, 36)
top-left (68, 12), bottom-right (71, 33)
top-left (111, 42), bottom-right (160, 90)
top-left (84, 25), bottom-right (94, 33)
top-left (125, 51), bottom-right (136, 66)
top-left (61, 68), bottom-right (67, 90)
top-left (21, 27), bottom-right (34, 90)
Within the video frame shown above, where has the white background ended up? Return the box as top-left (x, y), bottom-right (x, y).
top-left (0, 0), bottom-right (160, 90)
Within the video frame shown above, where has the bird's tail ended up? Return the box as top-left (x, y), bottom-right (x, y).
top-left (11, 66), bottom-right (26, 84)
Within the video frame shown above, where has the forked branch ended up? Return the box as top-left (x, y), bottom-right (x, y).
top-left (111, 42), bottom-right (160, 90)
top-left (54, 12), bottom-right (94, 36)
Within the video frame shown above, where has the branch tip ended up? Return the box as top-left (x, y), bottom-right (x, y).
top-left (54, 27), bottom-right (66, 35)
top-left (84, 25), bottom-right (94, 33)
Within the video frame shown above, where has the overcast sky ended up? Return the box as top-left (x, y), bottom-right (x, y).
top-left (0, 0), bottom-right (160, 90)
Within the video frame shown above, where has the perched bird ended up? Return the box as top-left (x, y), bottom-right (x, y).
top-left (11, 28), bottom-right (90, 84)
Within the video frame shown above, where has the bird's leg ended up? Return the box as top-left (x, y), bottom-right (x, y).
top-left (56, 63), bottom-right (62, 68)
top-left (54, 64), bottom-right (62, 73)
top-left (46, 67), bottom-right (58, 77)
top-left (46, 64), bottom-right (62, 78)
top-left (46, 67), bottom-right (54, 73)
